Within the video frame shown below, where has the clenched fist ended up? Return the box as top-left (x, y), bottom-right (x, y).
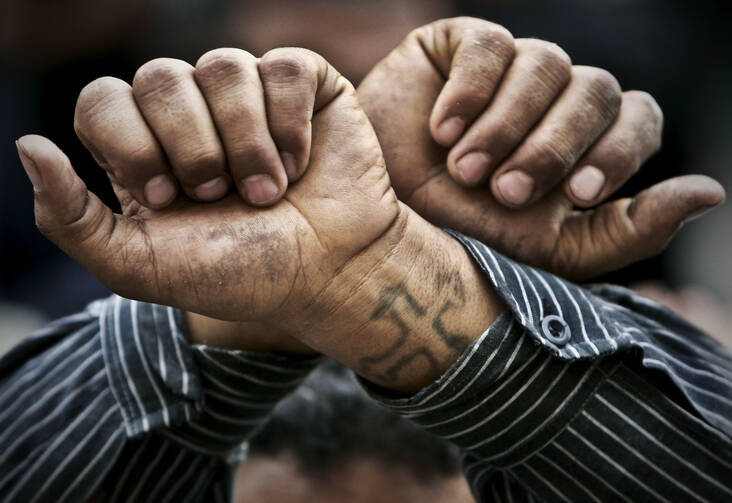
top-left (358, 17), bottom-right (725, 280)
top-left (17, 47), bottom-right (501, 392)
top-left (17, 48), bottom-right (400, 323)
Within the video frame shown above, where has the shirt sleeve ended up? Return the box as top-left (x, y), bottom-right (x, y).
top-left (365, 231), bottom-right (732, 502)
top-left (0, 295), bottom-right (321, 503)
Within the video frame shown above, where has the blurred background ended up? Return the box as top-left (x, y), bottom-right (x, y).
top-left (1, 0), bottom-right (730, 350)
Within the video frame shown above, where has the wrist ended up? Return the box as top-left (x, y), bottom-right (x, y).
top-left (282, 204), bottom-right (504, 393)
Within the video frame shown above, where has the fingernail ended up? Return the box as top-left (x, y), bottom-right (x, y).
top-left (435, 117), bottom-right (466, 146)
top-left (569, 166), bottom-right (606, 202)
top-left (496, 171), bottom-right (535, 206)
top-left (144, 174), bottom-right (177, 207)
top-left (16, 139), bottom-right (43, 192)
top-left (281, 152), bottom-right (298, 180)
top-left (685, 204), bottom-right (717, 223)
top-left (194, 176), bottom-right (228, 201)
top-left (456, 152), bottom-right (491, 185)
top-left (242, 174), bottom-right (280, 205)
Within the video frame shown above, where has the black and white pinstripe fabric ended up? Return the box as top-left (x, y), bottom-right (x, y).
top-left (369, 233), bottom-right (732, 501)
top-left (0, 299), bottom-right (321, 502)
top-left (1, 231), bottom-right (730, 502)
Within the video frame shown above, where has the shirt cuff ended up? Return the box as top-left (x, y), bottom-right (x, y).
top-left (446, 230), bottom-right (623, 361)
top-left (364, 312), bottom-right (619, 467)
top-left (100, 296), bottom-right (321, 444)
top-left (170, 344), bottom-right (323, 456)
top-left (448, 231), bottom-right (732, 437)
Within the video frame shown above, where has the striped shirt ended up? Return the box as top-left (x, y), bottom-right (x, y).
top-left (1, 232), bottom-right (731, 502)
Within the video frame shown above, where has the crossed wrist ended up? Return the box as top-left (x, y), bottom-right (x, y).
top-left (184, 202), bottom-right (503, 393)
top-left (283, 204), bottom-right (503, 393)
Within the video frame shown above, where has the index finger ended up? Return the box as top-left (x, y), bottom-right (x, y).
top-left (415, 18), bottom-right (516, 147)
top-left (565, 91), bottom-right (663, 206)
top-left (74, 77), bottom-right (177, 209)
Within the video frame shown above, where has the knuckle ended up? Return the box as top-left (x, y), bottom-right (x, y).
top-left (472, 115), bottom-right (523, 150)
top-left (522, 39), bottom-right (572, 84)
top-left (619, 91), bottom-right (663, 155)
top-left (624, 89), bottom-right (654, 104)
top-left (227, 137), bottom-right (277, 166)
top-left (123, 142), bottom-right (163, 171)
top-left (600, 141), bottom-right (639, 175)
top-left (408, 20), bottom-right (443, 54)
top-left (494, 116), bottom-right (526, 144)
top-left (34, 210), bottom-right (89, 243)
top-left (74, 77), bottom-right (128, 130)
top-left (470, 23), bottom-right (516, 61)
top-left (333, 73), bottom-right (356, 97)
top-left (133, 58), bottom-right (189, 98)
top-left (625, 90), bottom-right (664, 127)
top-left (533, 140), bottom-right (575, 173)
top-left (177, 149), bottom-right (225, 180)
top-left (259, 49), bottom-right (314, 83)
top-left (429, 16), bottom-right (474, 37)
top-left (194, 48), bottom-right (252, 83)
top-left (578, 66), bottom-right (622, 113)
top-left (407, 23), bottom-right (429, 44)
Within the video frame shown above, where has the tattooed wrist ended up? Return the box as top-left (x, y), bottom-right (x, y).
top-left (289, 208), bottom-right (503, 394)
top-left (358, 270), bottom-right (472, 385)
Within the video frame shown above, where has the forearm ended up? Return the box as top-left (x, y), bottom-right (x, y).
top-left (278, 204), bottom-right (504, 394)
top-left (362, 232), bottom-right (732, 500)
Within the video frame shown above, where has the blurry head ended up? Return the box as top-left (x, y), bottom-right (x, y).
top-left (236, 361), bottom-right (475, 503)
top-left (227, 0), bottom-right (455, 81)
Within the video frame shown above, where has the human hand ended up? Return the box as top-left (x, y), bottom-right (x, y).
top-left (16, 48), bottom-right (400, 325)
top-left (358, 17), bottom-right (726, 280)
top-left (17, 48), bottom-right (502, 392)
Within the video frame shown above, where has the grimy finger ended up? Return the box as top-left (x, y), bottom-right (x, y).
top-left (133, 58), bottom-right (230, 202)
top-left (446, 39), bottom-right (572, 186)
top-left (257, 47), bottom-right (323, 183)
top-left (554, 175), bottom-right (725, 280)
top-left (565, 90), bottom-right (663, 207)
top-left (74, 77), bottom-right (176, 209)
top-left (283, 51), bottom-right (393, 264)
top-left (258, 48), bottom-right (361, 187)
top-left (416, 18), bottom-right (516, 147)
top-left (15, 135), bottom-right (153, 301)
top-left (194, 48), bottom-right (288, 206)
top-left (490, 65), bottom-right (622, 207)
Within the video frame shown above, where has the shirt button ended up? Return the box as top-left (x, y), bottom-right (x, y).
top-left (541, 315), bottom-right (571, 346)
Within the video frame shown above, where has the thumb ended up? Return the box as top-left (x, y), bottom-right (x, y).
top-left (16, 134), bottom-right (132, 291)
top-left (558, 175), bottom-right (725, 280)
top-left (627, 174), bottom-right (726, 232)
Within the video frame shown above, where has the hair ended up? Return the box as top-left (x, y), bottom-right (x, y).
top-left (247, 360), bottom-right (463, 483)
